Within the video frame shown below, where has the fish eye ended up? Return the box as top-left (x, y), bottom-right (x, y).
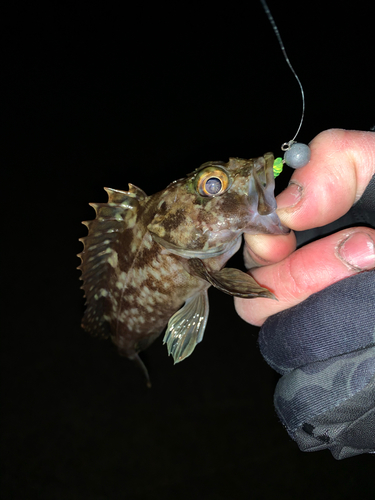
top-left (196, 167), bottom-right (229, 197)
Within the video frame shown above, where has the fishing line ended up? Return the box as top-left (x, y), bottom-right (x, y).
top-left (260, 0), bottom-right (311, 174)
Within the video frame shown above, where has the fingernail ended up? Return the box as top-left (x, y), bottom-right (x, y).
top-left (337, 232), bottom-right (375, 270)
top-left (276, 181), bottom-right (303, 209)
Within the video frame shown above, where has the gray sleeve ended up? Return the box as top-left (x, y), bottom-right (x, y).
top-left (291, 375), bottom-right (375, 460)
top-left (258, 173), bottom-right (375, 459)
top-left (259, 273), bottom-right (375, 459)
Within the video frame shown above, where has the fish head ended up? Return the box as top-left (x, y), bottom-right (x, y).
top-left (147, 153), bottom-right (288, 258)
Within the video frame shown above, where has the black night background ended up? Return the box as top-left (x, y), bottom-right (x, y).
top-left (2, 1), bottom-right (374, 498)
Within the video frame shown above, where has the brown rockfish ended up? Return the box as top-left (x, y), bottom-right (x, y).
top-left (78, 153), bottom-right (287, 381)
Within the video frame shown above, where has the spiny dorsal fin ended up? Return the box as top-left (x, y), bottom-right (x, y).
top-left (104, 184), bottom-right (147, 205)
top-left (78, 185), bottom-right (146, 338)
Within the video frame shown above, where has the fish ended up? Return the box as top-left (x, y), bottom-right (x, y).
top-left (78, 152), bottom-right (288, 383)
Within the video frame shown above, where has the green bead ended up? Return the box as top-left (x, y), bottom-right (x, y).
top-left (273, 157), bottom-right (283, 178)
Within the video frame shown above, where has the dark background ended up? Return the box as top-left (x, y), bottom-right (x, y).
top-left (3, 1), bottom-right (374, 499)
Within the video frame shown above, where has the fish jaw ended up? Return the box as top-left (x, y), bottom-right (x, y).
top-left (228, 154), bottom-right (289, 236)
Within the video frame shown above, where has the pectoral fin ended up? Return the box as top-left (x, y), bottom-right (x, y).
top-left (188, 258), bottom-right (275, 299)
top-left (163, 290), bottom-right (209, 364)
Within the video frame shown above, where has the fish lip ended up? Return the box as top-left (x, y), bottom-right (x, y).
top-left (273, 223), bottom-right (290, 235)
top-left (243, 219), bottom-right (290, 236)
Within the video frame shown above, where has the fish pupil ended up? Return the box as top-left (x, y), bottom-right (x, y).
top-left (205, 177), bottom-right (222, 195)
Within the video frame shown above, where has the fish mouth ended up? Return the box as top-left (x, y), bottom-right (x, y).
top-left (245, 152), bottom-right (290, 235)
top-left (252, 152), bottom-right (278, 215)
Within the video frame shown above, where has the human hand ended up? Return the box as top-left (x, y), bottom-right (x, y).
top-left (236, 129), bottom-right (375, 459)
top-left (236, 128), bottom-right (375, 326)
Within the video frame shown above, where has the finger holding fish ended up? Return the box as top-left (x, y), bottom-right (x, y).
top-left (236, 227), bottom-right (375, 327)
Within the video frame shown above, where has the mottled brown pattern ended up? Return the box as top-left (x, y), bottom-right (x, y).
top-left (161, 208), bottom-right (186, 232)
top-left (78, 154), bottom-right (288, 373)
